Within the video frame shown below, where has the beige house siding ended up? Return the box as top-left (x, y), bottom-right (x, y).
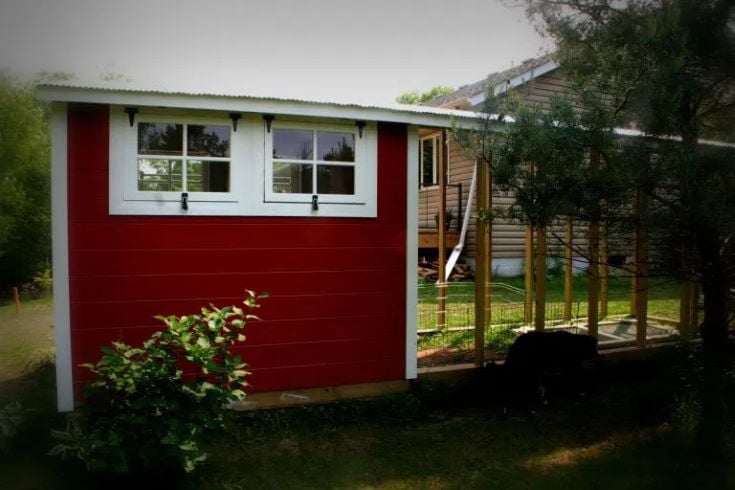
top-left (418, 69), bottom-right (602, 271)
top-left (512, 69), bottom-right (576, 110)
top-left (419, 137), bottom-right (528, 261)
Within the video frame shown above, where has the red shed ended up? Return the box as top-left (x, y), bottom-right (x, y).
top-left (38, 84), bottom-right (476, 411)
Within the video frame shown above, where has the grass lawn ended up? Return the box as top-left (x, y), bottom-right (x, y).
top-left (0, 294), bottom-right (54, 384)
top-left (1, 294), bottom-right (732, 490)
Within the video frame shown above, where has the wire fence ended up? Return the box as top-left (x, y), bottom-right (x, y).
top-left (417, 281), bottom-right (529, 367)
top-left (417, 277), bottom-right (679, 367)
top-left (415, 279), bottom-right (666, 368)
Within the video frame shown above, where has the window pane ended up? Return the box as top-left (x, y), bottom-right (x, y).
top-left (421, 138), bottom-right (434, 186)
top-left (317, 165), bottom-right (355, 195)
top-left (187, 125), bottom-right (230, 157)
top-left (318, 132), bottom-right (355, 162)
top-left (273, 129), bottom-right (313, 160)
top-left (138, 123), bottom-right (183, 156)
top-left (137, 159), bottom-right (183, 191)
top-left (272, 162), bottom-right (313, 194)
top-left (187, 160), bottom-right (230, 192)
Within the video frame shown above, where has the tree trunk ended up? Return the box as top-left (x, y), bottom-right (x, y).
top-left (696, 250), bottom-right (731, 460)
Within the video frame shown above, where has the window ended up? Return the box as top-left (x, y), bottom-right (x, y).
top-left (271, 128), bottom-right (355, 195)
top-left (137, 122), bottom-right (231, 193)
top-left (110, 111), bottom-right (239, 215)
top-left (110, 108), bottom-right (377, 217)
top-left (265, 121), bottom-right (375, 214)
top-left (420, 133), bottom-right (442, 188)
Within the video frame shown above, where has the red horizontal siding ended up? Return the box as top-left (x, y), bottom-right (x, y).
top-left (70, 246), bottom-right (403, 276)
top-left (66, 104), bottom-right (408, 395)
top-left (70, 222), bottom-right (406, 249)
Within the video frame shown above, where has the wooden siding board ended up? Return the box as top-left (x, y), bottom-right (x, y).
top-left (70, 247), bottom-right (402, 276)
top-left (66, 104), bottom-right (408, 394)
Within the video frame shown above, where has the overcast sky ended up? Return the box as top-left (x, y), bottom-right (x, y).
top-left (0, 0), bottom-right (551, 104)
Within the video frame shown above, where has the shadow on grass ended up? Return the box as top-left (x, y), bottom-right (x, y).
top-left (200, 392), bottom-right (732, 490)
top-left (0, 347), bottom-right (732, 490)
top-left (0, 361), bottom-right (81, 490)
top-left (195, 348), bottom-right (732, 490)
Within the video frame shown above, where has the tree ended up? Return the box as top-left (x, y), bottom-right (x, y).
top-left (396, 86), bottom-right (454, 105)
top-left (0, 75), bottom-right (51, 289)
top-left (469, 0), bottom-right (734, 457)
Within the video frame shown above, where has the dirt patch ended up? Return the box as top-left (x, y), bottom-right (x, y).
top-left (418, 347), bottom-right (474, 367)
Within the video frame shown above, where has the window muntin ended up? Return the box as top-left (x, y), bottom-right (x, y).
top-left (136, 122), bottom-right (231, 193)
top-left (270, 127), bottom-right (357, 197)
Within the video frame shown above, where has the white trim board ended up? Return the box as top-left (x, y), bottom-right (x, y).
top-left (405, 126), bottom-right (419, 380)
top-left (51, 103), bottom-right (74, 412)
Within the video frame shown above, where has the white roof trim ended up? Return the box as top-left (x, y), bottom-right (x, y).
top-left (614, 127), bottom-right (735, 148)
top-left (36, 85), bottom-right (482, 129)
top-left (468, 60), bottom-right (560, 108)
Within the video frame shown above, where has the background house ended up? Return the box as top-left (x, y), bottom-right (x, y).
top-left (420, 54), bottom-right (579, 276)
top-left (38, 84), bottom-right (475, 411)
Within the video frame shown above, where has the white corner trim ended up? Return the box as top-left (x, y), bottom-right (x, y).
top-left (405, 126), bottom-right (419, 380)
top-left (51, 103), bottom-right (74, 412)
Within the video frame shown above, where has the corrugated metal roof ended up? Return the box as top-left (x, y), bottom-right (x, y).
top-left (37, 81), bottom-right (482, 127)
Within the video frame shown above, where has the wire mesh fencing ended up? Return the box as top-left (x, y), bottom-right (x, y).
top-left (417, 280), bottom-right (580, 367)
top-left (416, 276), bottom-right (682, 368)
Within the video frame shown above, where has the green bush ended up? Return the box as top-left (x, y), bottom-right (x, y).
top-left (50, 291), bottom-right (267, 474)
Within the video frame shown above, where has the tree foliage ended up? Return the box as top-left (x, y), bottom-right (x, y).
top-left (396, 85), bottom-right (454, 105)
top-left (486, 0), bottom-right (735, 457)
top-left (0, 75), bottom-right (51, 289)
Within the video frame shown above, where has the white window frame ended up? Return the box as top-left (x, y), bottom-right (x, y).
top-left (264, 120), bottom-right (375, 210)
top-left (110, 108), bottom-right (245, 215)
top-left (419, 133), bottom-right (442, 189)
top-left (109, 108), bottom-right (378, 218)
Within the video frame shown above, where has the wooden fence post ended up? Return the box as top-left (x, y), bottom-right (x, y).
top-left (564, 220), bottom-right (574, 322)
top-left (634, 188), bottom-right (649, 348)
top-left (690, 281), bottom-right (699, 332)
top-left (587, 149), bottom-right (601, 338)
top-left (437, 130), bottom-right (447, 331)
top-left (600, 223), bottom-right (609, 319)
top-left (534, 226), bottom-right (547, 331)
top-left (12, 287), bottom-right (21, 316)
top-left (678, 248), bottom-right (693, 338)
top-left (475, 160), bottom-right (489, 367)
top-left (587, 221), bottom-right (600, 338)
top-left (485, 165), bottom-right (493, 333)
top-left (524, 226), bottom-right (533, 324)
